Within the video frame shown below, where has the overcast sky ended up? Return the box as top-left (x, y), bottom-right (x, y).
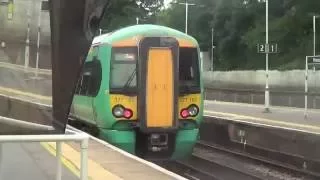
top-left (164, 0), bottom-right (172, 8)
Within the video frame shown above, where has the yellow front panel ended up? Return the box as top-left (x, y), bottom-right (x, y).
top-left (146, 48), bottom-right (174, 127)
top-left (110, 94), bottom-right (137, 120)
top-left (179, 94), bottom-right (201, 119)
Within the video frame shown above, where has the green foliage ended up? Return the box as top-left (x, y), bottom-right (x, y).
top-left (95, 0), bottom-right (320, 70)
top-left (156, 0), bottom-right (320, 70)
top-left (99, 0), bottom-right (164, 31)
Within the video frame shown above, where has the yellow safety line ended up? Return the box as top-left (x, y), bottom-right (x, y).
top-left (41, 142), bottom-right (83, 178)
top-left (204, 110), bottom-right (320, 132)
top-left (41, 142), bottom-right (122, 180)
top-left (0, 87), bottom-right (51, 101)
top-left (0, 62), bottom-right (52, 75)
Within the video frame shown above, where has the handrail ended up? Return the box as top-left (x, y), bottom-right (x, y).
top-left (0, 129), bottom-right (89, 180)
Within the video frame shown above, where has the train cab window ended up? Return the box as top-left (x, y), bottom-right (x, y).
top-left (75, 59), bottom-right (102, 97)
top-left (110, 47), bottom-right (138, 92)
top-left (179, 47), bottom-right (200, 91)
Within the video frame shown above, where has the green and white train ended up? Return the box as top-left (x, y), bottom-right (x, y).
top-left (70, 24), bottom-right (204, 160)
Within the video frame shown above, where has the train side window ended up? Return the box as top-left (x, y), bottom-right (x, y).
top-left (79, 71), bottom-right (91, 95)
top-left (76, 59), bottom-right (102, 97)
top-left (74, 77), bottom-right (82, 95)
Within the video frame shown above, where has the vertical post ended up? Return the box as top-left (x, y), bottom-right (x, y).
top-left (35, 7), bottom-right (42, 78)
top-left (185, 0), bottom-right (188, 34)
top-left (25, 5), bottom-right (31, 70)
top-left (314, 16), bottom-right (316, 57)
top-left (264, 0), bottom-right (270, 113)
top-left (178, 1), bottom-right (195, 34)
top-left (250, 94), bottom-right (254, 104)
top-left (136, 17), bottom-right (139, 25)
top-left (211, 28), bottom-right (214, 71)
top-left (56, 142), bottom-right (62, 180)
top-left (305, 56), bottom-right (308, 118)
top-left (313, 16), bottom-right (316, 72)
top-left (99, 29), bottom-right (102, 35)
top-left (80, 137), bottom-right (89, 180)
top-left (204, 91), bottom-right (207, 100)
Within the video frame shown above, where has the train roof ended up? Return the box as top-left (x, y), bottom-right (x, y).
top-left (92, 24), bottom-right (199, 47)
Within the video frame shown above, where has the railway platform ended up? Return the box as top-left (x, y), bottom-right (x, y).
top-left (0, 142), bottom-right (78, 180)
top-left (0, 126), bottom-right (186, 180)
top-left (0, 78), bottom-right (185, 179)
top-left (202, 100), bottom-right (320, 172)
top-left (204, 100), bottom-right (320, 134)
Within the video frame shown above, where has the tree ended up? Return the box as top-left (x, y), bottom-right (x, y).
top-left (99, 0), bottom-right (164, 32)
top-left (98, 0), bottom-right (320, 70)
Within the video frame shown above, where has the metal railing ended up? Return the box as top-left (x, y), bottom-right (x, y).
top-left (205, 87), bottom-right (320, 109)
top-left (0, 126), bottom-right (89, 180)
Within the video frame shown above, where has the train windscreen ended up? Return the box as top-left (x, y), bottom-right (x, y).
top-left (109, 46), bottom-right (200, 93)
top-left (179, 47), bottom-right (200, 92)
top-left (110, 47), bottom-right (138, 92)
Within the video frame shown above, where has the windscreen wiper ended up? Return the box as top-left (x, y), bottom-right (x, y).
top-left (123, 68), bottom-right (136, 89)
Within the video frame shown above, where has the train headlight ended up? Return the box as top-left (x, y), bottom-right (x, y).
top-left (123, 109), bottom-right (133, 119)
top-left (112, 105), bottom-right (133, 119)
top-left (180, 109), bottom-right (189, 118)
top-left (180, 104), bottom-right (199, 118)
top-left (112, 105), bottom-right (124, 118)
top-left (187, 104), bottom-right (199, 117)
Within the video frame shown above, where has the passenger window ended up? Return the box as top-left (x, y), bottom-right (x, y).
top-left (75, 59), bottom-right (102, 97)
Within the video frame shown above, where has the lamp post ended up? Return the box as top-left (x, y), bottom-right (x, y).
top-left (313, 16), bottom-right (318, 71)
top-left (313, 16), bottom-right (319, 57)
top-left (312, 15), bottom-right (319, 108)
top-left (211, 28), bottom-right (214, 71)
top-left (178, 0), bottom-right (196, 34)
top-left (35, 5), bottom-right (42, 78)
top-left (264, 0), bottom-right (270, 113)
top-left (25, 3), bottom-right (31, 70)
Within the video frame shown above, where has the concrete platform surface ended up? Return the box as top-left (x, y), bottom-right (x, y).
top-left (204, 100), bottom-right (320, 134)
top-left (0, 142), bottom-right (78, 180)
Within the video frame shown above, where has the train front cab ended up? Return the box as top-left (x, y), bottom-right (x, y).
top-left (107, 36), bottom-right (203, 160)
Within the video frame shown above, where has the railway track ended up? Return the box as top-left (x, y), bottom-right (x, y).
top-left (159, 141), bottom-right (319, 180)
top-left (196, 140), bottom-right (320, 178)
top-left (176, 154), bottom-right (262, 180)
top-left (189, 141), bottom-right (319, 180)
top-left (159, 160), bottom-right (217, 180)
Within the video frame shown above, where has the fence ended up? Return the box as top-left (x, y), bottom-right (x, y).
top-left (205, 87), bottom-right (320, 109)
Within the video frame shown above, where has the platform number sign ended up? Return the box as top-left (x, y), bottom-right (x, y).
top-left (313, 58), bottom-right (320, 63)
top-left (257, 43), bottom-right (278, 54)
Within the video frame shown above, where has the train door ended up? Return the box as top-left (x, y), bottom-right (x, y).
top-left (138, 37), bottom-right (179, 132)
top-left (73, 58), bottom-right (102, 125)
